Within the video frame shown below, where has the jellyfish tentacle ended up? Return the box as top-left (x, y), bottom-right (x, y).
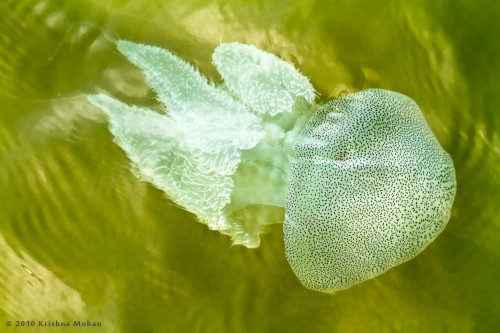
top-left (92, 41), bottom-right (318, 247)
top-left (212, 43), bottom-right (315, 116)
top-left (116, 40), bottom-right (264, 153)
top-left (87, 94), bottom-right (241, 237)
top-left (210, 43), bottom-right (320, 231)
top-left (89, 42), bottom-right (285, 247)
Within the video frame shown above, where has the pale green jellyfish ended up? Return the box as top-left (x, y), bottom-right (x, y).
top-left (88, 41), bottom-right (456, 293)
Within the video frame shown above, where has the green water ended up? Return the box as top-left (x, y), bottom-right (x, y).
top-left (0, 0), bottom-right (499, 332)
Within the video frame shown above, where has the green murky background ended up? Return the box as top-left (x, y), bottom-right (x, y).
top-left (1, 0), bottom-right (499, 332)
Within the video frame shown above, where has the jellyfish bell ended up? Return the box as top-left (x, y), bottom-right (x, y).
top-left (284, 89), bottom-right (457, 292)
top-left (88, 41), bottom-right (456, 292)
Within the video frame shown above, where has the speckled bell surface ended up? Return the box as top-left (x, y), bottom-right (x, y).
top-left (285, 89), bottom-right (456, 292)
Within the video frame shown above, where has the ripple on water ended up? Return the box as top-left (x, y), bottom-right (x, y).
top-left (0, 233), bottom-right (86, 320)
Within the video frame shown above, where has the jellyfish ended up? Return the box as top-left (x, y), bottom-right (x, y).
top-left (88, 41), bottom-right (456, 293)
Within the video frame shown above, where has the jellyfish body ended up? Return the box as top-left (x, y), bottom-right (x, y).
top-left (88, 41), bottom-right (456, 292)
